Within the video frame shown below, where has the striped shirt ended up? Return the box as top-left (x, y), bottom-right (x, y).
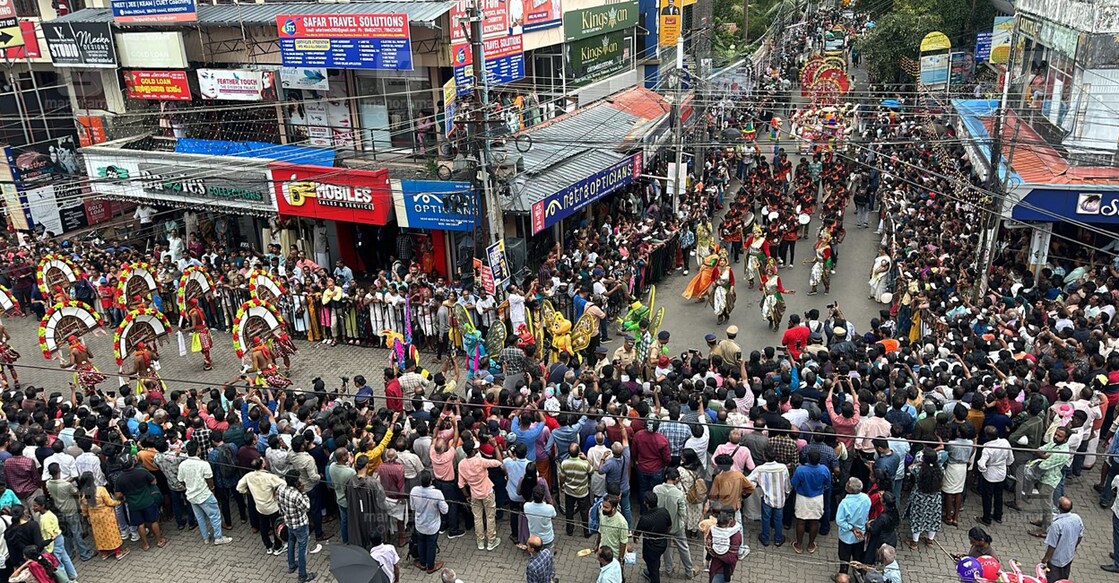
top-left (559, 457), bottom-right (592, 498)
top-left (747, 461), bottom-right (791, 508)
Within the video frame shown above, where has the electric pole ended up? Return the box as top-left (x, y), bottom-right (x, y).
top-left (671, 34), bottom-right (685, 214)
top-left (468, 0), bottom-right (505, 246)
top-left (743, 0), bottom-right (749, 43)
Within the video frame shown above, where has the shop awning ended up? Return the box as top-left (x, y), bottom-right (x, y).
top-left (49, 1), bottom-right (454, 27)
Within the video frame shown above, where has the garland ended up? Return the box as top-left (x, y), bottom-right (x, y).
top-left (36, 253), bottom-right (86, 296)
top-left (232, 298), bottom-right (287, 358)
top-left (247, 269), bottom-right (287, 300)
top-left (38, 300), bottom-right (103, 359)
top-left (176, 266), bottom-right (215, 312)
top-left (113, 306), bottom-right (172, 365)
top-left (115, 261), bottom-right (156, 306)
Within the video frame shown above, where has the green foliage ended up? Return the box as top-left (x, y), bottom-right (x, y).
top-left (856, 0), bottom-right (991, 83)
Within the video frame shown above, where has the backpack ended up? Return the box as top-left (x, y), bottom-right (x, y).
top-left (74, 279), bottom-right (95, 302)
top-left (685, 468), bottom-right (708, 504)
top-left (216, 444), bottom-right (238, 480)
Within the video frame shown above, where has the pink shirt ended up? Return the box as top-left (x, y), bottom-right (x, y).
top-left (826, 398), bottom-right (860, 450)
top-left (854, 416), bottom-right (891, 454)
top-left (457, 455), bottom-right (501, 499)
top-left (430, 444), bottom-right (456, 481)
top-left (713, 442), bottom-right (755, 472)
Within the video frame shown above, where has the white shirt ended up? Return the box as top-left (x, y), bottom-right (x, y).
top-left (369, 543), bottom-right (399, 582)
top-left (476, 295), bottom-right (497, 327)
top-left (168, 236), bottom-right (185, 262)
top-left (134, 205), bottom-right (156, 224)
top-left (976, 438), bottom-right (1012, 482)
top-left (41, 452), bottom-right (78, 481)
top-left (508, 293), bottom-right (526, 325)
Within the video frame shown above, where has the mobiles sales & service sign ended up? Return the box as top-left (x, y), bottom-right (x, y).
top-left (276, 13), bottom-right (413, 70)
top-left (270, 163), bottom-right (393, 225)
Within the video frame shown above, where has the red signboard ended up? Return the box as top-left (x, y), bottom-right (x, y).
top-left (450, 0), bottom-right (508, 42)
top-left (270, 163), bottom-right (392, 225)
top-left (124, 70), bottom-right (192, 101)
top-left (4, 21), bottom-right (39, 59)
top-left (76, 115), bottom-right (107, 146)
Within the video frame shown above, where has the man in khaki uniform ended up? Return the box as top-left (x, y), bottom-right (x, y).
top-left (646, 330), bottom-right (670, 379)
top-left (716, 325), bottom-right (742, 367)
top-left (613, 335), bottom-right (638, 373)
top-left (705, 333), bottom-right (720, 360)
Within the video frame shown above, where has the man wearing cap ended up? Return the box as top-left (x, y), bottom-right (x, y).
top-left (705, 334), bottom-right (720, 360)
top-left (829, 327), bottom-right (856, 360)
top-left (646, 330), bottom-right (670, 380)
top-left (716, 326), bottom-right (742, 367)
top-left (614, 335), bottom-right (638, 373)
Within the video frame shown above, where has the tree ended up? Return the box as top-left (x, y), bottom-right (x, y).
top-left (857, 5), bottom-right (944, 83)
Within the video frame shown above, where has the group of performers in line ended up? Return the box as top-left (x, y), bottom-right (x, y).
top-left (682, 146), bottom-right (853, 330)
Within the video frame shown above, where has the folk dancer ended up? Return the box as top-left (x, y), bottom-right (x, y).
top-left (186, 298), bottom-right (214, 370)
top-left (708, 250), bottom-right (736, 325)
top-left (60, 334), bottom-right (107, 394)
top-left (272, 330), bottom-right (298, 373)
top-left (127, 341), bottom-right (162, 395)
top-left (868, 246), bottom-right (893, 303)
top-left (808, 230), bottom-right (833, 296)
top-left (0, 321), bottom-right (20, 389)
top-left (694, 220), bottom-right (714, 270)
top-left (51, 285), bottom-right (69, 305)
top-left (742, 225), bottom-right (771, 290)
top-left (249, 336), bottom-right (291, 389)
top-left (760, 259), bottom-right (795, 331)
top-left (682, 246), bottom-right (721, 301)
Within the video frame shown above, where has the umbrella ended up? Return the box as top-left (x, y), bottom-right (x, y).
top-left (721, 127), bottom-right (742, 140)
top-left (330, 544), bottom-right (392, 583)
top-left (880, 99), bottom-right (901, 109)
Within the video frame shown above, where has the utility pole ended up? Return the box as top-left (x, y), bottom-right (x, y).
top-left (742, 0), bottom-right (749, 43)
top-left (468, 0), bottom-right (505, 246)
top-left (974, 17), bottom-right (1017, 300)
top-left (671, 34), bottom-right (685, 214)
top-left (694, 0), bottom-right (712, 166)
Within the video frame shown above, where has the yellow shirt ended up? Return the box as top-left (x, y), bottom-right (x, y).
top-left (40, 510), bottom-right (61, 552)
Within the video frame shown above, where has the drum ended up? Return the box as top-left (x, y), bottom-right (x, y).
top-left (760, 205), bottom-right (769, 217)
top-left (768, 212), bottom-right (779, 222)
top-left (798, 213), bottom-right (811, 225)
top-left (743, 211), bottom-right (756, 228)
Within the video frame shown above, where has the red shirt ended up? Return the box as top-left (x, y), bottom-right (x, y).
top-left (384, 379), bottom-right (404, 413)
top-left (781, 325), bottom-right (810, 359)
top-left (632, 427), bottom-right (670, 473)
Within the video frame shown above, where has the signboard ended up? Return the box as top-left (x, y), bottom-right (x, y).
top-left (486, 240), bottom-right (510, 287)
top-left (276, 13), bottom-right (413, 70)
top-left (564, 1), bottom-right (638, 42)
top-left (473, 258), bottom-right (495, 294)
top-left (659, 0), bottom-right (682, 47)
top-left (975, 31), bottom-right (993, 61)
top-left (110, 0), bottom-right (197, 23)
top-left (84, 153), bottom-right (276, 214)
top-left (919, 31), bottom-right (951, 52)
top-left (530, 152), bottom-right (642, 234)
top-left (452, 34), bottom-right (525, 94)
top-left (919, 53), bottom-right (949, 86)
top-left (280, 67), bottom-right (330, 91)
top-left (517, 0), bottom-right (562, 33)
top-left (5, 137), bottom-right (84, 234)
top-left (450, 0), bottom-right (509, 43)
top-left (116, 31), bottom-right (188, 68)
top-left (42, 22), bottom-right (118, 68)
top-left (394, 179), bottom-right (475, 231)
top-left (443, 78), bottom-right (457, 137)
top-left (77, 115), bottom-right (108, 146)
top-left (0, 0), bottom-right (24, 51)
top-left (566, 30), bottom-right (632, 86)
top-left (4, 21), bottom-right (40, 59)
top-left (270, 163), bottom-right (393, 225)
top-left (1011, 189), bottom-right (1119, 224)
top-left (125, 70), bottom-right (192, 101)
top-left (989, 16), bottom-right (1013, 64)
top-left (949, 51), bottom-right (971, 85)
top-left (197, 69), bottom-right (276, 101)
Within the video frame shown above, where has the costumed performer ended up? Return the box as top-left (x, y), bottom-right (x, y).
top-left (708, 249), bottom-right (736, 325)
top-left (186, 298), bottom-right (214, 371)
top-left (0, 321), bottom-right (20, 389)
top-left (808, 229), bottom-right (833, 295)
top-left (743, 224), bottom-right (771, 289)
top-left (683, 246), bottom-right (721, 301)
top-left (127, 341), bottom-right (162, 396)
top-left (760, 259), bottom-right (795, 331)
top-left (60, 334), bottom-right (106, 393)
top-left (249, 336), bottom-right (291, 389)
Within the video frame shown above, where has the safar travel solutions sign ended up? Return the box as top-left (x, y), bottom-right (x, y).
top-left (563, 1), bottom-right (636, 86)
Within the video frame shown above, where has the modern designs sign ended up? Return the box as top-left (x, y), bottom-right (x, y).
top-left (110, 0), bottom-right (197, 23)
top-left (41, 22), bottom-right (117, 68)
top-left (395, 179), bottom-right (475, 231)
top-left (531, 152), bottom-right (642, 234)
top-left (124, 70), bottom-right (191, 101)
top-left (566, 30), bottom-right (632, 86)
top-left (197, 69), bottom-right (276, 101)
top-left (270, 163), bottom-right (393, 225)
top-left (564, 1), bottom-right (638, 42)
top-left (452, 34), bottom-right (525, 94)
top-left (276, 13), bottom-right (413, 70)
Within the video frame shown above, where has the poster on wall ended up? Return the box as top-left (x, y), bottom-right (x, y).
top-left (110, 0), bottom-right (197, 23)
top-left (443, 79), bottom-right (457, 137)
top-left (989, 16), bottom-right (1013, 64)
top-left (276, 13), bottom-right (413, 70)
top-left (450, 0), bottom-right (509, 42)
top-left (270, 163), bottom-right (393, 225)
top-left (287, 79), bottom-right (354, 149)
top-left (41, 22), bottom-right (118, 67)
top-left (4, 21), bottom-right (40, 59)
top-left (974, 31), bottom-right (993, 62)
top-left (517, 0), bottom-right (562, 33)
top-left (197, 69), bottom-right (277, 101)
top-left (124, 70), bottom-right (192, 101)
top-left (280, 67), bottom-right (330, 91)
top-left (658, 0), bottom-right (684, 47)
top-left (919, 54), bottom-right (949, 86)
top-left (452, 34), bottom-right (525, 94)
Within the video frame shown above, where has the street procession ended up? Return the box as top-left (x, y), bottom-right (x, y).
top-left (0, 0), bottom-right (1117, 583)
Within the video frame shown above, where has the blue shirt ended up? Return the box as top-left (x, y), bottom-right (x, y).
top-left (512, 418), bottom-right (546, 462)
top-left (874, 451), bottom-right (901, 482)
top-left (791, 463), bottom-right (831, 498)
top-left (836, 491), bottom-right (871, 544)
top-left (599, 448), bottom-right (631, 493)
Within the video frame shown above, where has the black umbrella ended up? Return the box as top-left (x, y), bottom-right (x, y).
top-left (330, 544), bottom-right (391, 583)
top-left (721, 127), bottom-right (743, 140)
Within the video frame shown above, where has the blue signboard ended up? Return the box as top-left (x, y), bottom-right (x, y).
top-left (397, 180), bottom-right (476, 231)
top-left (1012, 188), bottom-right (1119, 224)
top-left (975, 31), bottom-right (993, 62)
top-left (451, 35), bottom-right (525, 95)
top-left (276, 13), bottom-right (413, 71)
top-left (110, 0), bottom-right (197, 23)
top-left (530, 153), bottom-right (643, 234)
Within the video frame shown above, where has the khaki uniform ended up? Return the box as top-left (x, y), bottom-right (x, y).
top-left (613, 345), bottom-right (638, 371)
top-left (715, 339), bottom-right (742, 366)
